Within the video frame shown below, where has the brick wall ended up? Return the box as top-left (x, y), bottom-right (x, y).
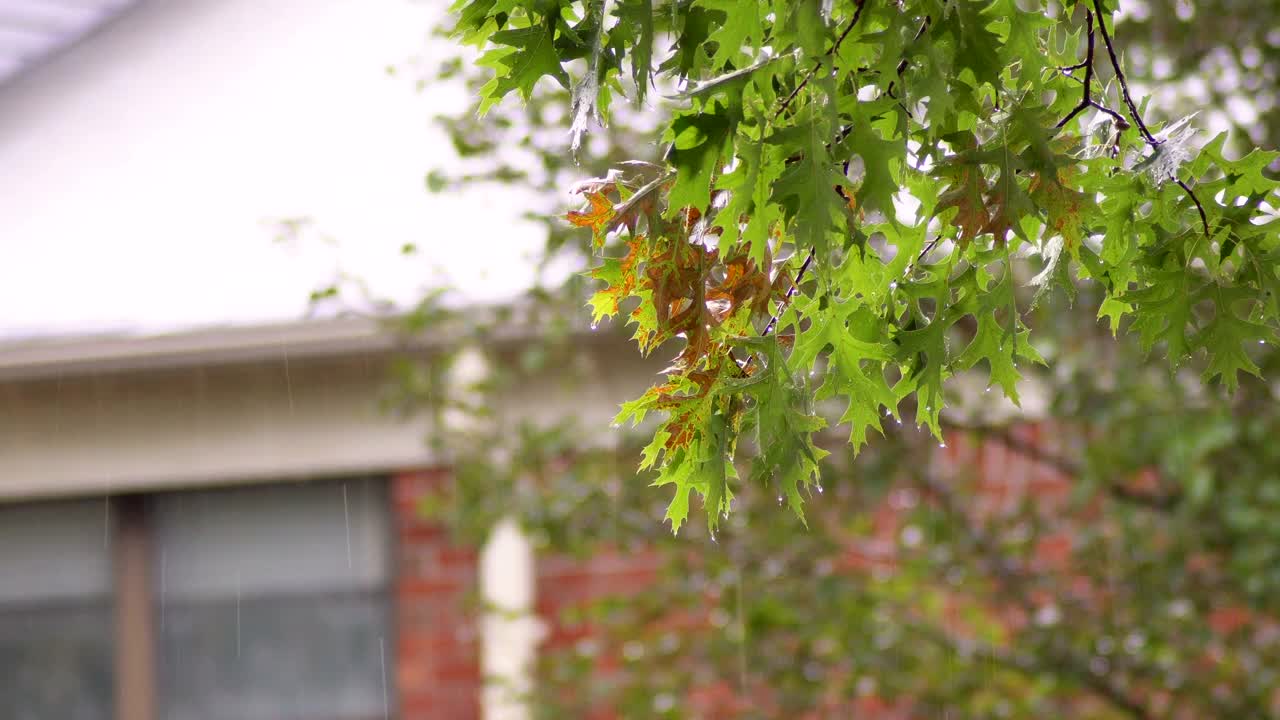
top-left (393, 469), bottom-right (481, 720)
top-left (384, 424), bottom-right (1101, 718)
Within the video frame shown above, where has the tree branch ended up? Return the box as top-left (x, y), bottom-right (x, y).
top-left (917, 472), bottom-right (1156, 720)
top-left (1056, 11), bottom-right (1131, 133)
top-left (943, 421), bottom-right (1183, 511)
top-left (775, 0), bottom-right (869, 119)
top-left (1090, 0), bottom-right (1158, 146)
top-left (1056, 10), bottom-right (1096, 130)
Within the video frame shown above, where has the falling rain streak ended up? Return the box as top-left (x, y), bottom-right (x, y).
top-left (283, 344), bottom-right (295, 414)
top-left (380, 636), bottom-right (389, 720)
top-left (160, 548), bottom-right (167, 632)
top-left (343, 483), bottom-right (352, 570)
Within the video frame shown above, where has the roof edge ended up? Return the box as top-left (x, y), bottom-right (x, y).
top-left (0, 312), bottom-right (573, 382)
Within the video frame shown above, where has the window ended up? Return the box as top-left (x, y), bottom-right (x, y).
top-left (0, 500), bottom-right (114, 720)
top-left (153, 479), bottom-right (392, 720)
top-left (0, 478), bottom-right (392, 720)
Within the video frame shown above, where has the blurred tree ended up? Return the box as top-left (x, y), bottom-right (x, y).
top-left (371, 0), bottom-right (1280, 717)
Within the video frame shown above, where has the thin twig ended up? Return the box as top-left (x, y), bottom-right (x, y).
top-left (1056, 10), bottom-right (1096, 130)
top-left (1090, 0), bottom-right (1159, 146)
top-left (1072, 4), bottom-right (1210, 237)
top-left (736, 248), bottom-right (816, 376)
top-left (762, 248), bottom-right (815, 338)
top-left (1177, 178), bottom-right (1211, 236)
top-left (1088, 100), bottom-right (1130, 129)
top-left (886, 13), bottom-right (935, 100)
top-left (775, 0), bottom-right (868, 119)
top-left (1055, 11), bottom-right (1130, 132)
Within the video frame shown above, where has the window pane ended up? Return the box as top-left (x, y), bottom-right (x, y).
top-left (0, 500), bottom-right (113, 720)
top-left (160, 595), bottom-right (388, 720)
top-left (154, 479), bottom-right (391, 720)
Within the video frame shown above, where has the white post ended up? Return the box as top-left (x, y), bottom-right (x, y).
top-left (480, 516), bottom-right (542, 720)
top-left (447, 346), bottom-right (543, 719)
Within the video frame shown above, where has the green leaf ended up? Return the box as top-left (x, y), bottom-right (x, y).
top-left (478, 20), bottom-right (571, 114)
top-left (614, 0), bottom-right (654, 102)
top-left (792, 298), bottom-right (896, 449)
top-left (667, 104), bottom-right (734, 211)
top-left (1124, 268), bottom-right (1194, 364)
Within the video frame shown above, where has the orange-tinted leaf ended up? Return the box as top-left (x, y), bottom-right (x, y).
top-left (1030, 169), bottom-right (1092, 251)
top-left (935, 166), bottom-right (990, 246)
top-left (565, 191), bottom-right (616, 248)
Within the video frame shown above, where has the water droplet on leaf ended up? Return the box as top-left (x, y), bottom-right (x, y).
top-left (816, 484), bottom-right (824, 494)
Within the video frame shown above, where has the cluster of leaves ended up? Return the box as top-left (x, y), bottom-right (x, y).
top-left (450, 0), bottom-right (1280, 532)
top-left (352, 1), bottom-right (1280, 715)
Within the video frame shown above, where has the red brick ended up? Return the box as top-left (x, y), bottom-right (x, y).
top-left (392, 467), bottom-right (481, 720)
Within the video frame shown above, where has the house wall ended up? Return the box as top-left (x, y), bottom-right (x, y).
top-left (0, 335), bottom-right (655, 501)
top-left (0, 330), bottom-right (665, 719)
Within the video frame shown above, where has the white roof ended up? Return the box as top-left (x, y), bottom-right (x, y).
top-left (0, 0), bottom-right (136, 86)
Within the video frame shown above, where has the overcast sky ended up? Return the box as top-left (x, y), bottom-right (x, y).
top-left (0, 0), bottom-right (547, 340)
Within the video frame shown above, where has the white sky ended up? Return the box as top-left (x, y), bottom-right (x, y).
top-left (0, 0), bottom-right (548, 339)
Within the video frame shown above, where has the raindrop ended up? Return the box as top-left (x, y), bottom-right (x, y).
top-left (985, 386), bottom-right (992, 393)
top-left (623, 641), bottom-right (646, 662)
top-left (884, 408), bottom-right (892, 417)
top-left (817, 484), bottom-right (825, 494)
top-left (710, 532), bottom-right (718, 543)
top-left (926, 405), bottom-right (933, 412)
top-left (895, 418), bottom-right (902, 425)
top-left (1034, 604), bottom-right (1062, 627)
top-left (590, 321), bottom-right (599, 331)
top-left (777, 495), bottom-right (784, 505)
top-left (609, 421), bottom-right (621, 429)
top-left (939, 442), bottom-right (947, 448)
top-left (889, 281), bottom-right (898, 290)
top-left (1124, 632), bottom-right (1146, 654)
top-left (1261, 340), bottom-right (1267, 345)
